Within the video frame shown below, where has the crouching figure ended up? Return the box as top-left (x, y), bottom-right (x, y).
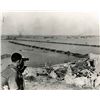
top-left (1, 53), bottom-right (28, 90)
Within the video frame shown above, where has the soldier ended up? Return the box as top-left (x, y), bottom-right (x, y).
top-left (1, 53), bottom-right (28, 90)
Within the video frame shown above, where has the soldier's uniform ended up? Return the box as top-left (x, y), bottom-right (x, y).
top-left (1, 64), bottom-right (25, 90)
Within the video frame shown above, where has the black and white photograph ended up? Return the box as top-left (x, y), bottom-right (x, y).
top-left (0, 11), bottom-right (100, 90)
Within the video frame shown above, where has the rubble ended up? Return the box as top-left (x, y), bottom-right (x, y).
top-left (1, 54), bottom-right (11, 59)
top-left (23, 53), bottom-right (100, 89)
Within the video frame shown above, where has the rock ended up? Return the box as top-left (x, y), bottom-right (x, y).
top-left (94, 76), bottom-right (100, 89)
top-left (64, 74), bottom-right (74, 85)
top-left (49, 71), bottom-right (57, 79)
top-left (74, 77), bottom-right (91, 88)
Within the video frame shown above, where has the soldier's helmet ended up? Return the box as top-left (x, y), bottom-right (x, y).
top-left (11, 53), bottom-right (22, 62)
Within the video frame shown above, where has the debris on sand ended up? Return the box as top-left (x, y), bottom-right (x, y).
top-left (23, 53), bottom-right (100, 89)
top-left (1, 54), bottom-right (11, 60)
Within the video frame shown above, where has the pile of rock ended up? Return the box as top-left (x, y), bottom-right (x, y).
top-left (23, 53), bottom-right (100, 89)
top-left (44, 55), bottom-right (100, 89)
top-left (1, 54), bottom-right (11, 59)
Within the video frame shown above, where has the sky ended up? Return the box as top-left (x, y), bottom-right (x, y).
top-left (2, 12), bottom-right (99, 36)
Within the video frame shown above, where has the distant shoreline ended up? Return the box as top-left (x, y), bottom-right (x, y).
top-left (14, 39), bottom-right (100, 47)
